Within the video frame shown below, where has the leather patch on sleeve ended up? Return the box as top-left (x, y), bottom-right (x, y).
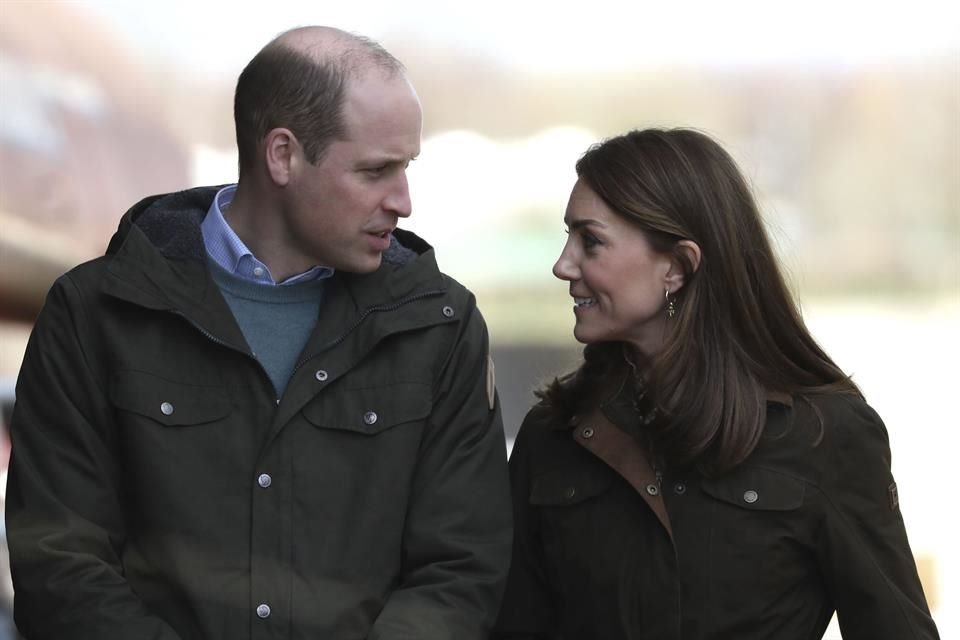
top-left (888, 482), bottom-right (899, 510)
top-left (486, 354), bottom-right (496, 411)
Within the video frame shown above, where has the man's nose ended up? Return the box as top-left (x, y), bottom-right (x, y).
top-left (384, 172), bottom-right (412, 218)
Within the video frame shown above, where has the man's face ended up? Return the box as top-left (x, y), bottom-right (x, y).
top-left (281, 72), bottom-right (423, 273)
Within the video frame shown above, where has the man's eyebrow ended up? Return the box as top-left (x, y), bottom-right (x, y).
top-left (363, 154), bottom-right (418, 166)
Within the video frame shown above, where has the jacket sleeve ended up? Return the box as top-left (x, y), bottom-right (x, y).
top-left (368, 300), bottom-right (513, 640)
top-left (5, 277), bottom-right (183, 640)
top-left (490, 408), bottom-right (558, 640)
top-left (815, 397), bottom-right (939, 639)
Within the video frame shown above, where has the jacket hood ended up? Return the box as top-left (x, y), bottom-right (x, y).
top-left (106, 185), bottom-right (428, 266)
top-left (101, 185), bottom-right (445, 316)
top-left (105, 186), bottom-right (216, 260)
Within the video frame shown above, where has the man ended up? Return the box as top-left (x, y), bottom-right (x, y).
top-left (5, 26), bottom-right (512, 639)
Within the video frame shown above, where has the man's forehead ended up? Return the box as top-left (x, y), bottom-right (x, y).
top-left (340, 80), bottom-right (420, 127)
top-left (327, 125), bottom-right (421, 162)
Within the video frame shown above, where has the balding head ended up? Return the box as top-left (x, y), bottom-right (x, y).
top-left (273, 26), bottom-right (403, 76)
top-left (233, 26), bottom-right (406, 176)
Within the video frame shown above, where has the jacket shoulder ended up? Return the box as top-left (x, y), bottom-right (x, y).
top-left (765, 392), bottom-right (885, 446)
top-left (512, 403), bottom-right (565, 454)
top-left (751, 392), bottom-right (889, 488)
top-left (437, 271), bottom-right (477, 305)
top-left (777, 393), bottom-right (893, 494)
top-left (46, 255), bottom-right (113, 299)
top-left (805, 392), bottom-right (888, 446)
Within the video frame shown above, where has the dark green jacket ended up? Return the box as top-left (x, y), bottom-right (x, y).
top-left (494, 389), bottom-right (939, 639)
top-left (6, 187), bottom-right (512, 639)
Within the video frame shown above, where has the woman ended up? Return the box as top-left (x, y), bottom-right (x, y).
top-left (493, 129), bottom-right (939, 639)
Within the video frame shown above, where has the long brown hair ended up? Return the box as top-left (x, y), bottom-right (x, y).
top-left (539, 128), bottom-right (859, 476)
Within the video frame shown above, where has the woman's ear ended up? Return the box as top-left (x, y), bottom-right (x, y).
top-left (666, 240), bottom-right (702, 293)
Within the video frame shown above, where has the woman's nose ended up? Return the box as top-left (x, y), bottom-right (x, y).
top-left (552, 246), bottom-right (577, 281)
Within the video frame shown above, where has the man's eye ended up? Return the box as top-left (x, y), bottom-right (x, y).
top-left (363, 166), bottom-right (387, 177)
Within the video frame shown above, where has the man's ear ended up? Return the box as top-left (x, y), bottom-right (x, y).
top-left (666, 239), bottom-right (702, 293)
top-left (264, 128), bottom-right (298, 187)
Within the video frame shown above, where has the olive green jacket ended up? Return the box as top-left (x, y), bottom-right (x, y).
top-left (494, 388), bottom-right (939, 639)
top-left (7, 187), bottom-right (512, 639)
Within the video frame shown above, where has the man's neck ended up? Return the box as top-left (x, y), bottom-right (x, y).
top-left (223, 180), bottom-right (315, 282)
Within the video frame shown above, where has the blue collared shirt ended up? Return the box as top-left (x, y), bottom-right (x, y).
top-left (201, 185), bottom-right (334, 286)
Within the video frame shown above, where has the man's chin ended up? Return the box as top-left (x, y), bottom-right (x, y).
top-left (337, 253), bottom-right (383, 274)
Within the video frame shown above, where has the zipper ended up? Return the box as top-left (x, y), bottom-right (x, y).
top-left (173, 288), bottom-right (447, 397)
top-left (288, 288), bottom-right (446, 379)
top-left (324, 289), bottom-right (445, 351)
top-left (171, 310), bottom-right (250, 357)
top-left (171, 310), bottom-right (277, 397)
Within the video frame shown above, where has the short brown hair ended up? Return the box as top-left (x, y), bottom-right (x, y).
top-left (233, 33), bottom-right (404, 175)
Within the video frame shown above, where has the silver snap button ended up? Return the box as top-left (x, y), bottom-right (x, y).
top-left (315, 369), bottom-right (328, 382)
top-left (257, 473), bottom-right (272, 488)
top-left (581, 426), bottom-right (594, 439)
top-left (743, 490), bottom-right (759, 504)
top-left (564, 486), bottom-right (576, 499)
top-left (256, 603), bottom-right (271, 619)
top-left (363, 411), bottom-right (378, 425)
top-left (645, 484), bottom-right (660, 496)
top-left (253, 266), bottom-right (264, 277)
top-left (442, 305), bottom-right (455, 318)
top-left (160, 402), bottom-right (174, 416)
top-left (673, 482), bottom-right (687, 495)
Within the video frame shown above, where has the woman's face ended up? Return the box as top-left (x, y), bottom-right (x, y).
top-left (553, 178), bottom-right (674, 356)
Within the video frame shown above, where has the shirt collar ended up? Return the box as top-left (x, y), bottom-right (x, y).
top-left (201, 184), bottom-right (334, 286)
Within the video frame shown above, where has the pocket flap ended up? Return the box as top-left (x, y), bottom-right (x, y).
top-left (302, 382), bottom-right (432, 435)
top-left (701, 466), bottom-right (805, 511)
top-left (529, 468), bottom-right (614, 506)
top-left (109, 370), bottom-right (232, 426)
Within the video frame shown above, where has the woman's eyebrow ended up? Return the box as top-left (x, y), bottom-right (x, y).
top-left (565, 218), bottom-right (607, 230)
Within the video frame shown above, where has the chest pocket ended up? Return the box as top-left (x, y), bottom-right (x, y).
top-left (698, 467), bottom-right (810, 596)
top-left (700, 465), bottom-right (807, 561)
top-left (109, 370), bottom-right (232, 427)
top-left (529, 467), bottom-right (615, 507)
top-left (701, 466), bottom-right (806, 512)
top-left (302, 382), bottom-right (432, 435)
top-left (528, 466), bottom-right (626, 590)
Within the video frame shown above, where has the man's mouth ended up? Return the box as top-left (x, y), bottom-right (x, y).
top-left (364, 229), bottom-right (394, 253)
top-left (574, 297), bottom-right (595, 308)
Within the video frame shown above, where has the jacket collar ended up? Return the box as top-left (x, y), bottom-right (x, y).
top-left (101, 186), bottom-right (447, 343)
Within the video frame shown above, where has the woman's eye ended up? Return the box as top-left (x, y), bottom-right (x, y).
top-left (582, 233), bottom-right (600, 249)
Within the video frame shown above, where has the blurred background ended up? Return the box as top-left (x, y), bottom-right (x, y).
top-left (0, 0), bottom-right (957, 637)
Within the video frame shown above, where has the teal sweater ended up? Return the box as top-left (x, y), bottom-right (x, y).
top-left (209, 260), bottom-right (326, 396)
